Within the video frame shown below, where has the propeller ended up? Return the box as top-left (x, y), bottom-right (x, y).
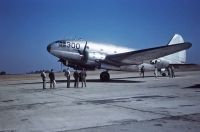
top-left (79, 41), bottom-right (89, 63)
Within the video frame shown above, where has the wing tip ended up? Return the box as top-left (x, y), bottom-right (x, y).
top-left (184, 42), bottom-right (192, 49)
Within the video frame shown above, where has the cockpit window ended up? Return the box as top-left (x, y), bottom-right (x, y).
top-left (56, 40), bottom-right (66, 48)
top-left (55, 40), bottom-right (66, 44)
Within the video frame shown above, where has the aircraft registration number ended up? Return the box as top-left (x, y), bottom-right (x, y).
top-left (59, 42), bottom-right (80, 49)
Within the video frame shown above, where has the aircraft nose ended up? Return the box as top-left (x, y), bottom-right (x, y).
top-left (47, 44), bottom-right (51, 52)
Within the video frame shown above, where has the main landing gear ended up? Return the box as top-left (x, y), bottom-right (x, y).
top-left (100, 71), bottom-right (110, 81)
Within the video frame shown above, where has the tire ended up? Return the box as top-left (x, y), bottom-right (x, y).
top-left (100, 71), bottom-right (110, 81)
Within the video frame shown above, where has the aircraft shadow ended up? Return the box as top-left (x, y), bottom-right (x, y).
top-left (8, 79), bottom-right (144, 85)
top-left (114, 75), bottom-right (155, 79)
top-left (56, 79), bottom-right (145, 83)
top-left (84, 79), bottom-right (144, 83)
top-left (9, 82), bottom-right (42, 85)
top-left (183, 84), bottom-right (200, 89)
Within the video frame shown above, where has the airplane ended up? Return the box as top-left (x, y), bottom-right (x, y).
top-left (47, 34), bottom-right (192, 81)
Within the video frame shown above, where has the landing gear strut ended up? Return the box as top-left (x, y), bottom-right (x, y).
top-left (100, 71), bottom-right (110, 81)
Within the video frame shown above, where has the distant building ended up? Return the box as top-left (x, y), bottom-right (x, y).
top-left (0, 71), bottom-right (6, 75)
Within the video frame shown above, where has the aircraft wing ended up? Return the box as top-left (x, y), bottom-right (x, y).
top-left (103, 42), bottom-right (192, 66)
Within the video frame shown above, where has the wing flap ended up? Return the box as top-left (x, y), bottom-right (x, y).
top-left (105, 42), bottom-right (192, 65)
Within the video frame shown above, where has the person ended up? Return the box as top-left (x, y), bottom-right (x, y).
top-left (41, 70), bottom-right (46, 89)
top-left (73, 70), bottom-right (79, 88)
top-left (140, 65), bottom-right (144, 78)
top-left (49, 69), bottom-right (56, 88)
top-left (166, 66), bottom-right (171, 77)
top-left (171, 65), bottom-right (175, 78)
top-left (154, 66), bottom-right (158, 78)
top-left (80, 68), bottom-right (87, 87)
top-left (64, 68), bottom-right (71, 88)
top-left (79, 71), bottom-right (82, 82)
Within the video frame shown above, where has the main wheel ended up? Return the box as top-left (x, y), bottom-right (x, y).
top-left (100, 71), bottom-right (110, 81)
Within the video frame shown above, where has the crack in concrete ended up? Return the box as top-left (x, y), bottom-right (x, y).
top-left (0, 101), bottom-right (58, 111)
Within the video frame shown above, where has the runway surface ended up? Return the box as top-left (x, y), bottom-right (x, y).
top-left (0, 71), bottom-right (200, 132)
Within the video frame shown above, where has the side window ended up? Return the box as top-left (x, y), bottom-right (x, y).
top-left (58, 41), bottom-right (66, 47)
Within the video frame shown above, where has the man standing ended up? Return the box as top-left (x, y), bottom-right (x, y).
top-left (154, 66), bottom-right (158, 78)
top-left (41, 70), bottom-right (46, 89)
top-left (171, 65), bottom-right (175, 78)
top-left (49, 69), bottom-right (56, 88)
top-left (140, 65), bottom-right (144, 78)
top-left (73, 70), bottom-right (79, 88)
top-left (80, 68), bottom-right (87, 87)
top-left (166, 66), bottom-right (171, 77)
top-left (64, 68), bottom-right (71, 88)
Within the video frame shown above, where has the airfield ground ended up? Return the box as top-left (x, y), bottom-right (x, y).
top-left (0, 70), bottom-right (200, 132)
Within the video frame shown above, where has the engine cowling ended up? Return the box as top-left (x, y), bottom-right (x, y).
top-left (150, 59), bottom-right (169, 69)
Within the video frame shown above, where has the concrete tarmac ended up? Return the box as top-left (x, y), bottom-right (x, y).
top-left (0, 71), bottom-right (200, 132)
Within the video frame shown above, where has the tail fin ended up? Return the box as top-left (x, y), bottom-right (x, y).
top-left (164, 34), bottom-right (186, 64)
top-left (168, 34), bottom-right (184, 45)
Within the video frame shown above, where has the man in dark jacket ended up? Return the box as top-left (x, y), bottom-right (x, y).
top-left (49, 69), bottom-right (56, 88)
top-left (80, 68), bottom-right (87, 87)
top-left (140, 65), bottom-right (144, 78)
top-left (73, 70), bottom-right (79, 88)
top-left (64, 68), bottom-right (71, 88)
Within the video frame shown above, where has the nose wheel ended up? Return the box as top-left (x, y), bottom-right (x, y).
top-left (100, 71), bottom-right (110, 81)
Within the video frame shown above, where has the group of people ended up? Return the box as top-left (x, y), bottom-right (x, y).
top-left (166, 65), bottom-right (175, 78)
top-left (74, 68), bottom-right (87, 88)
top-left (40, 68), bottom-right (87, 90)
top-left (139, 65), bottom-right (175, 78)
top-left (41, 69), bottom-right (56, 89)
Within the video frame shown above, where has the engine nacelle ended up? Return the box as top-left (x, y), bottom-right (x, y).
top-left (150, 59), bottom-right (169, 69)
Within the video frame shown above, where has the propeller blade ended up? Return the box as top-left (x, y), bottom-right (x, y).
top-left (83, 41), bottom-right (87, 52)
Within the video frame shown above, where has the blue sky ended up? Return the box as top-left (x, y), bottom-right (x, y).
top-left (0, 0), bottom-right (199, 74)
